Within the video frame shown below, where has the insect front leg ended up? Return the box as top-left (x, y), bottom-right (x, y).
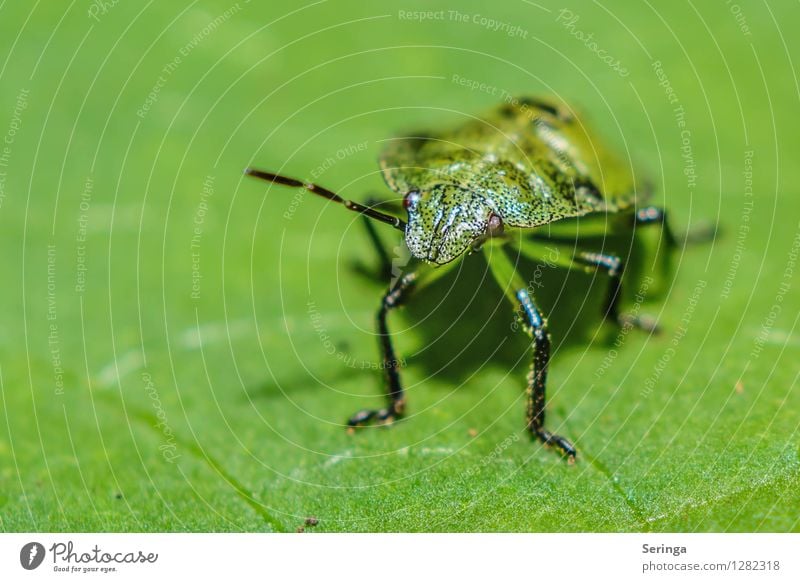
top-left (486, 246), bottom-right (576, 460)
top-left (357, 197), bottom-right (404, 282)
top-left (347, 261), bottom-right (454, 431)
top-left (516, 288), bottom-right (577, 459)
top-left (347, 271), bottom-right (417, 428)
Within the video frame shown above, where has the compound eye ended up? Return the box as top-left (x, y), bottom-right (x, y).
top-left (487, 212), bottom-right (504, 235)
top-left (403, 190), bottom-right (421, 210)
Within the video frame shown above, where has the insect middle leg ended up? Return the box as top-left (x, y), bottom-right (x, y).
top-left (635, 205), bottom-right (717, 244)
top-left (635, 206), bottom-right (677, 246)
top-left (509, 236), bottom-right (657, 332)
top-left (573, 251), bottom-right (658, 332)
top-left (574, 251), bottom-right (623, 322)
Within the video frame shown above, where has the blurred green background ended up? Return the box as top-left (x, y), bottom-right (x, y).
top-left (0, 0), bottom-right (798, 532)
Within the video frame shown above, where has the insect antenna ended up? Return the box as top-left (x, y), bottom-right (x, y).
top-left (245, 168), bottom-right (406, 231)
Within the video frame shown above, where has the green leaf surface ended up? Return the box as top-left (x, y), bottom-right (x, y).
top-left (0, 0), bottom-right (798, 532)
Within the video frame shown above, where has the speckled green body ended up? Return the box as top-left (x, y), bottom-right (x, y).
top-left (380, 97), bottom-right (641, 265)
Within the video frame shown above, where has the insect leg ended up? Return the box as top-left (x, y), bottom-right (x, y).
top-left (358, 197), bottom-right (404, 281)
top-left (517, 288), bottom-right (577, 459)
top-left (485, 246), bottom-right (576, 460)
top-left (347, 271), bottom-right (417, 428)
top-left (574, 251), bottom-right (623, 321)
top-left (347, 261), bottom-right (457, 429)
top-left (507, 236), bottom-right (624, 321)
top-left (636, 206), bottom-right (716, 246)
top-left (362, 214), bottom-right (392, 280)
top-left (575, 250), bottom-right (659, 332)
top-left (635, 206), bottom-right (677, 247)
top-left (509, 236), bottom-right (657, 332)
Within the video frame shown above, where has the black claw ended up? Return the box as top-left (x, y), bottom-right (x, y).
top-left (347, 408), bottom-right (397, 429)
top-left (536, 429), bottom-right (577, 460)
top-left (347, 409), bottom-right (378, 427)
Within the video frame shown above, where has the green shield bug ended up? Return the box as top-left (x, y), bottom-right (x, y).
top-left (246, 96), bottom-right (703, 461)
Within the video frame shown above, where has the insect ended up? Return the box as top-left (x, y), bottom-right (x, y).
top-left (246, 96), bottom-right (691, 461)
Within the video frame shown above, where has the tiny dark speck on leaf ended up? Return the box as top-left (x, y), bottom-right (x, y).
top-left (305, 516), bottom-right (319, 526)
top-left (114, 493), bottom-right (123, 500)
